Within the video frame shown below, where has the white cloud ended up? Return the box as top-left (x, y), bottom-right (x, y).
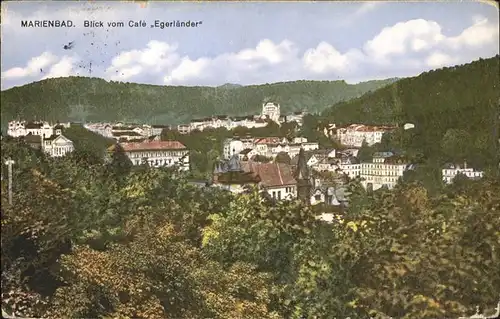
top-left (3, 17), bottom-right (498, 88)
top-left (163, 39), bottom-right (298, 85)
top-left (2, 52), bottom-right (57, 78)
top-left (303, 42), bottom-right (363, 74)
top-left (40, 56), bottom-right (79, 79)
top-left (164, 57), bottom-right (210, 84)
top-left (107, 40), bottom-right (180, 81)
top-left (445, 17), bottom-right (499, 49)
top-left (425, 51), bottom-right (457, 68)
top-left (364, 19), bottom-right (445, 60)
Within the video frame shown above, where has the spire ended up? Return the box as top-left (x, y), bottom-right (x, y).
top-left (295, 147), bottom-right (309, 180)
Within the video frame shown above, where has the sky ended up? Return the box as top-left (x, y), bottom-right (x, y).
top-left (1, 1), bottom-right (498, 90)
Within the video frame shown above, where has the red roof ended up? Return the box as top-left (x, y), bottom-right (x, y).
top-left (241, 162), bottom-right (296, 188)
top-left (114, 140), bottom-right (187, 152)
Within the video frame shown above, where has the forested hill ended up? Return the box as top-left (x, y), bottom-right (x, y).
top-left (322, 56), bottom-right (500, 167)
top-left (0, 77), bottom-right (396, 127)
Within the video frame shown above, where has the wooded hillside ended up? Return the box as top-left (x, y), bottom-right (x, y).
top-left (322, 56), bottom-right (500, 170)
top-left (0, 78), bottom-right (396, 127)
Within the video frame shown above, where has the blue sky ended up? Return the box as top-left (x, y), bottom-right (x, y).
top-left (1, 1), bottom-right (498, 90)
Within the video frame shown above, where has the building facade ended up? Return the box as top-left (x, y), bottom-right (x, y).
top-left (109, 140), bottom-right (190, 170)
top-left (261, 102), bottom-right (281, 123)
top-left (442, 163), bottom-right (484, 184)
top-left (42, 134), bottom-right (74, 157)
top-left (336, 124), bottom-right (396, 147)
top-left (212, 156), bottom-right (297, 200)
top-left (223, 137), bottom-right (318, 160)
top-left (7, 120), bottom-right (70, 138)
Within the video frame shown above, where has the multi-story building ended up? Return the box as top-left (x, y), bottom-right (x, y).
top-left (335, 156), bottom-right (361, 180)
top-left (442, 163), bottom-right (484, 184)
top-left (108, 140), bottom-right (190, 170)
top-left (359, 152), bottom-right (411, 191)
top-left (177, 124), bottom-right (191, 134)
top-left (84, 123), bottom-right (114, 138)
top-left (223, 137), bottom-right (256, 159)
top-left (336, 124), bottom-right (396, 147)
top-left (223, 136), bottom-right (318, 160)
top-left (84, 122), bottom-right (168, 140)
top-left (316, 152), bottom-right (413, 191)
top-left (190, 115), bottom-right (268, 132)
top-left (7, 120), bottom-right (70, 138)
top-left (41, 131), bottom-right (74, 157)
top-left (113, 131), bottom-right (144, 142)
top-left (261, 102), bottom-right (281, 123)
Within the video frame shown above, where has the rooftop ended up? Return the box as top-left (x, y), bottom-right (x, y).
top-left (109, 140), bottom-right (187, 152)
top-left (240, 162), bottom-right (296, 188)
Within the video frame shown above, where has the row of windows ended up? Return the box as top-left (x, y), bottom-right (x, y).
top-left (364, 177), bottom-right (399, 183)
top-left (127, 151), bottom-right (186, 158)
top-left (48, 146), bottom-right (73, 156)
top-left (133, 158), bottom-right (176, 166)
top-left (363, 171), bottom-right (402, 176)
top-left (272, 187), bottom-right (295, 200)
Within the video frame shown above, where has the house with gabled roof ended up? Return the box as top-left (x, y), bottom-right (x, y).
top-left (212, 155), bottom-right (298, 199)
top-left (42, 133), bottom-right (74, 157)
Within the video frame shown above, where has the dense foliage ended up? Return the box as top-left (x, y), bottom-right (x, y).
top-left (2, 136), bottom-right (499, 318)
top-left (0, 77), bottom-right (396, 127)
top-left (322, 56), bottom-right (500, 171)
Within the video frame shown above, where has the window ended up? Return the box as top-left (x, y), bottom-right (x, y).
top-left (315, 194), bottom-right (322, 201)
top-left (272, 191), bottom-right (276, 199)
top-left (278, 191), bottom-right (282, 200)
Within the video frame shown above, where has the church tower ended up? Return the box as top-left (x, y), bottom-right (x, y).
top-left (294, 148), bottom-right (311, 204)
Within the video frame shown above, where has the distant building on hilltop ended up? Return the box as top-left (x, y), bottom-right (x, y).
top-left (442, 162), bottom-right (484, 184)
top-left (335, 124), bottom-right (396, 147)
top-left (261, 102), bottom-right (281, 123)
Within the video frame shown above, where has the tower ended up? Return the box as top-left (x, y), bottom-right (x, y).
top-left (294, 148), bottom-right (311, 204)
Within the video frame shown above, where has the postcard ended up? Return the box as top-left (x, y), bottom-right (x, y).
top-left (1, 1), bottom-right (499, 318)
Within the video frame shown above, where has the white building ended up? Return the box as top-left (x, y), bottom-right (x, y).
top-left (442, 163), bottom-right (484, 184)
top-left (84, 123), bottom-right (113, 138)
top-left (7, 120), bottom-right (70, 138)
top-left (223, 138), bottom-right (255, 159)
top-left (177, 124), bottom-right (191, 134)
top-left (359, 152), bottom-right (410, 191)
top-left (261, 102), bottom-right (281, 123)
top-left (324, 152), bottom-right (413, 191)
top-left (109, 140), bottom-right (190, 170)
top-left (190, 115), bottom-right (268, 132)
top-left (42, 133), bottom-right (74, 157)
top-left (336, 124), bottom-right (396, 147)
top-left (335, 156), bottom-right (361, 180)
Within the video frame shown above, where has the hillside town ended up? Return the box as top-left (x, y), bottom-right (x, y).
top-left (4, 100), bottom-right (485, 208)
